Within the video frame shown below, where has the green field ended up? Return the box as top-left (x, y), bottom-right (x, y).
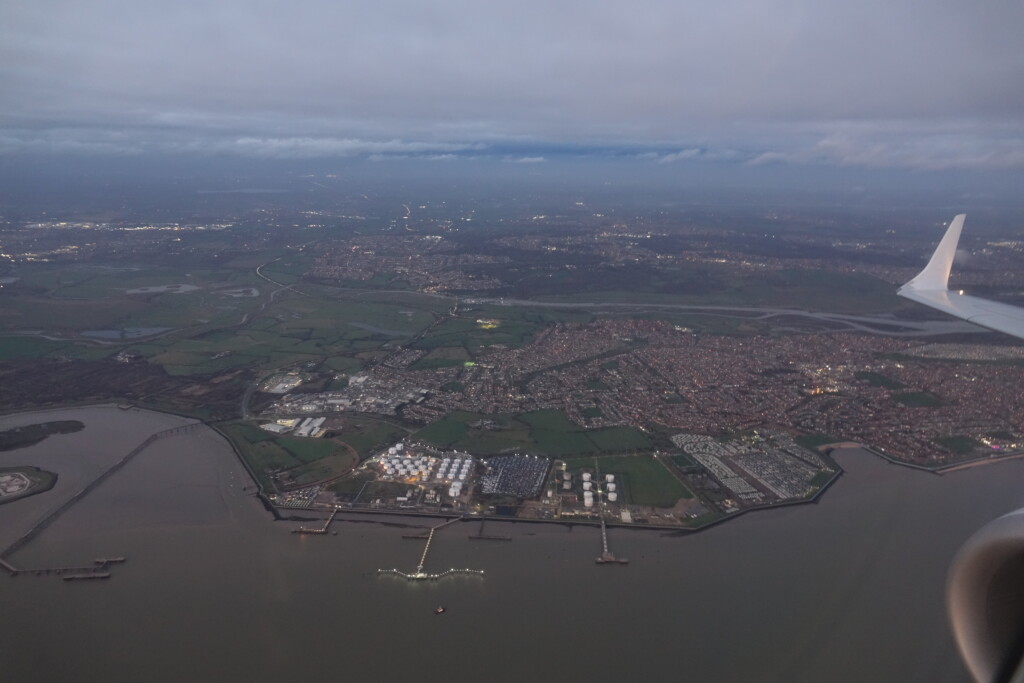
top-left (414, 409), bottom-right (651, 457)
top-left (893, 392), bottom-right (944, 407)
top-left (669, 452), bottom-right (697, 468)
top-left (855, 371), bottom-right (905, 389)
top-left (561, 454), bottom-right (693, 507)
top-left (795, 433), bottom-right (845, 450)
top-left (0, 258), bottom-right (446, 380)
top-left (0, 337), bottom-right (72, 360)
top-left (935, 435), bottom-right (984, 455)
top-left (283, 454), bottom-right (357, 487)
top-left (219, 422), bottom-right (359, 490)
top-left (332, 417), bottom-right (410, 459)
top-left (0, 420), bottom-right (84, 451)
top-left (531, 266), bottom-right (905, 315)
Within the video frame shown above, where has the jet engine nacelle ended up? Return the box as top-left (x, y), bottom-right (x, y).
top-left (949, 508), bottom-right (1024, 682)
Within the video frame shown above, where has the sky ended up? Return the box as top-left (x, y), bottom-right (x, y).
top-left (2, 1), bottom-right (1024, 179)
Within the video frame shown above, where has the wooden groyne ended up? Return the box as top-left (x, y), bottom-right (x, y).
top-left (469, 518), bottom-right (511, 541)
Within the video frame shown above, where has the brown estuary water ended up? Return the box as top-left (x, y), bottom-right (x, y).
top-left (2, 405), bottom-right (1022, 683)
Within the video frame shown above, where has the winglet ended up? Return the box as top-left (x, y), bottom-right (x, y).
top-left (899, 214), bottom-right (966, 293)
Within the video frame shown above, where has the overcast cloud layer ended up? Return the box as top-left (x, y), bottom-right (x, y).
top-left (2, 0), bottom-right (1023, 171)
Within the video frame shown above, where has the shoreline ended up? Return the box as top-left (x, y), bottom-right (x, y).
top-left (271, 463), bottom-right (847, 536)
top-left (3, 402), bottom-right (1019, 545)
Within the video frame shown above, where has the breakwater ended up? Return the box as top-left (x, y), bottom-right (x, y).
top-left (1, 422), bottom-right (200, 576)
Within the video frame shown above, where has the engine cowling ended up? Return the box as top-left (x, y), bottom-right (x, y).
top-left (949, 508), bottom-right (1024, 682)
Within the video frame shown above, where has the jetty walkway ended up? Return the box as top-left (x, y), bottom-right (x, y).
top-left (378, 515), bottom-right (485, 582)
top-left (292, 508), bottom-right (337, 535)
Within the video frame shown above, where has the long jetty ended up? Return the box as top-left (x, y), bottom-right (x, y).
top-left (1, 422), bottom-right (199, 577)
top-left (5, 557), bottom-right (126, 579)
top-left (378, 516), bottom-right (485, 582)
top-left (416, 516), bottom-right (463, 571)
top-left (593, 460), bottom-right (628, 565)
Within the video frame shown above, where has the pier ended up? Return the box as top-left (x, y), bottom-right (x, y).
top-left (63, 572), bottom-right (111, 581)
top-left (416, 516), bottom-right (461, 571)
top-left (593, 460), bottom-right (629, 565)
top-left (292, 508), bottom-right (337, 535)
top-left (378, 516), bottom-right (485, 582)
top-left (594, 515), bottom-right (628, 564)
top-left (377, 567), bottom-right (484, 581)
top-left (2, 556), bottom-right (127, 579)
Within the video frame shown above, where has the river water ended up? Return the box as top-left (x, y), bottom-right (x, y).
top-left (2, 406), bottom-right (1023, 683)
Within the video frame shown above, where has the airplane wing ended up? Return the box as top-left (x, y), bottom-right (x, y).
top-left (897, 214), bottom-right (1024, 340)
top-left (900, 215), bottom-right (1024, 682)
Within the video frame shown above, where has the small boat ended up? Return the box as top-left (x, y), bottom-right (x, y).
top-left (434, 606), bottom-right (446, 615)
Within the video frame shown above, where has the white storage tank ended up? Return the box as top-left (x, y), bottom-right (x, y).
top-left (583, 481), bottom-right (592, 491)
top-left (563, 481), bottom-right (572, 490)
top-left (607, 492), bottom-right (618, 502)
top-left (607, 483), bottom-right (617, 492)
top-left (605, 474), bottom-right (615, 483)
top-left (583, 496), bottom-right (594, 508)
top-left (562, 472), bottom-right (571, 481)
top-left (582, 472), bottom-right (592, 482)
top-left (459, 473), bottom-right (467, 481)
